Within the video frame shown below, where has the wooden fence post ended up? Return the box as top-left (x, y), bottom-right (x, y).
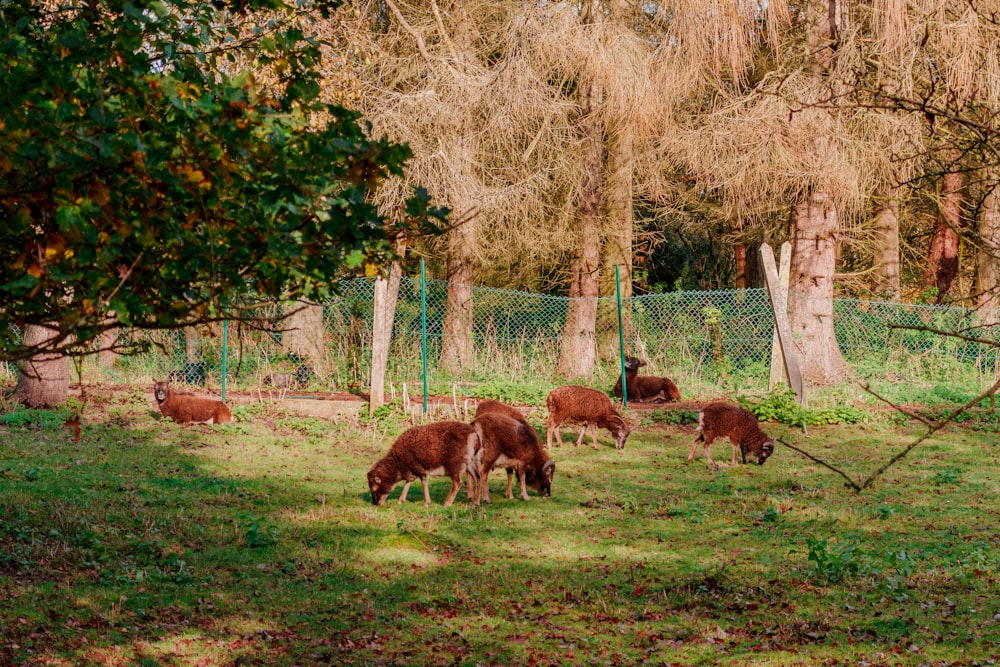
top-left (761, 243), bottom-right (806, 406)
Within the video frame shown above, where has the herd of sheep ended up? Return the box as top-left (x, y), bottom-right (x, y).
top-left (152, 355), bottom-right (776, 508)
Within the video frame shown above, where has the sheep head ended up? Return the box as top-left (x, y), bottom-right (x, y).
top-left (153, 380), bottom-right (171, 403)
top-left (367, 469), bottom-right (395, 506)
top-left (740, 438), bottom-right (776, 465)
top-left (525, 459), bottom-right (556, 497)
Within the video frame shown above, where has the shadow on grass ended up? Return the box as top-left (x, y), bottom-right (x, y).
top-left (1, 409), bottom-right (997, 665)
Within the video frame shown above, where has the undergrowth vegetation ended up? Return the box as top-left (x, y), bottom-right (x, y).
top-left (0, 389), bottom-right (998, 666)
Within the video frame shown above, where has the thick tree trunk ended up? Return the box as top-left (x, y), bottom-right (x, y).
top-left (370, 261), bottom-right (403, 410)
top-left (598, 127), bottom-right (634, 360)
top-left (871, 190), bottom-right (901, 301)
top-left (439, 197), bottom-right (477, 374)
top-left (559, 4), bottom-right (603, 378)
top-left (921, 167), bottom-right (964, 304)
top-left (16, 324), bottom-right (70, 408)
top-left (788, 189), bottom-right (848, 385)
top-left (975, 182), bottom-right (1000, 327)
top-left (282, 301), bottom-right (327, 378)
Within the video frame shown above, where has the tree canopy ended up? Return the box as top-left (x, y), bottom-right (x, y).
top-left (0, 0), bottom-right (445, 362)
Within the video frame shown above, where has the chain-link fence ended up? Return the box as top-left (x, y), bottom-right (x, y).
top-left (6, 277), bottom-right (999, 400)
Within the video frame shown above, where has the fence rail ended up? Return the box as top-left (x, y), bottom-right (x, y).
top-left (4, 278), bottom-right (998, 403)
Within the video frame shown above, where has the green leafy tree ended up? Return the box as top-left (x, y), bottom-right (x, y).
top-left (0, 0), bottom-right (445, 364)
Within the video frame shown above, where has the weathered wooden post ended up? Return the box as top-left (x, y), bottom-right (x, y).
top-left (768, 242), bottom-right (792, 393)
top-left (761, 243), bottom-right (806, 406)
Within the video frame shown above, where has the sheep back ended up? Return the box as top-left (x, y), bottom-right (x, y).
top-left (153, 381), bottom-right (232, 425)
top-left (367, 420), bottom-right (479, 507)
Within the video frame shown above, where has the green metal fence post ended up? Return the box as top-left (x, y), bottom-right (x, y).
top-left (221, 319), bottom-right (228, 402)
top-left (420, 259), bottom-right (428, 415)
top-left (616, 265), bottom-right (627, 409)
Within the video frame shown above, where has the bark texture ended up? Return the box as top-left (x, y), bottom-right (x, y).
top-left (439, 201), bottom-right (477, 373)
top-left (788, 190), bottom-right (848, 385)
top-left (922, 167), bottom-right (964, 304)
top-left (598, 127), bottom-right (635, 360)
top-left (16, 324), bottom-right (69, 408)
top-left (871, 191), bottom-right (901, 300)
top-left (282, 301), bottom-right (327, 378)
top-left (559, 15), bottom-right (603, 378)
top-left (370, 261), bottom-right (403, 409)
top-left (975, 183), bottom-right (1000, 327)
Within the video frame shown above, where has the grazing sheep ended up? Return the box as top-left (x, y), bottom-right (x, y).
top-left (472, 408), bottom-right (555, 503)
top-left (473, 399), bottom-right (532, 499)
top-left (546, 385), bottom-right (631, 450)
top-left (613, 357), bottom-right (681, 403)
top-left (367, 421), bottom-right (480, 508)
top-left (153, 380), bottom-right (232, 425)
top-left (689, 401), bottom-right (775, 467)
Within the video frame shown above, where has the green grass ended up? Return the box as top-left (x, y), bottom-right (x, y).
top-left (1, 395), bottom-right (999, 666)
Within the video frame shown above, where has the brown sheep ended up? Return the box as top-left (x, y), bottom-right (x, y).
top-left (153, 380), bottom-right (232, 425)
top-left (367, 421), bottom-right (480, 508)
top-left (473, 399), bottom-right (534, 499)
top-left (471, 409), bottom-right (555, 503)
top-left (689, 401), bottom-right (775, 467)
top-left (545, 385), bottom-right (631, 450)
top-left (613, 357), bottom-right (681, 403)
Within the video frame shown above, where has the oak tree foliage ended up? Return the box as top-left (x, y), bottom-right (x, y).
top-left (0, 0), bottom-right (446, 362)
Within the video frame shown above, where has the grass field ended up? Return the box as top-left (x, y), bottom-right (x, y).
top-left (1, 387), bottom-right (998, 666)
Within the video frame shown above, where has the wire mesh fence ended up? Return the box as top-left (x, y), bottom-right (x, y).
top-left (5, 277), bottom-right (999, 401)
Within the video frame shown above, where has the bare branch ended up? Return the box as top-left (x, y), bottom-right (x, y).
top-left (777, 436), bottom-right (863, 492)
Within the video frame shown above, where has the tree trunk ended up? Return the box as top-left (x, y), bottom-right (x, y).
top-left (282, 301), bottom-right (327, 378)
top-left (439, 198), bottom-right (477, 374)
top-left (788, 189), bottom-right (848, 385)
top-left (921, 166), bottom-right (963, 304)
top-left (16, 324), bottom-right (70, 408)
top-left (370, 261), bottom-right (403, 410)
top-left (559, 3), bottom-right (603, 378)
top-left (975, 182), bottom-right (1000, 327)
top-left (871, 189), bottom-right (901, 300)
top-left (598, 127), bottom-right (634, 360)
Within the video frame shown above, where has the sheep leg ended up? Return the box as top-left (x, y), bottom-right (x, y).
top-left (687, 435), bottom-right (702, 462)
top-left (442, 476), bottom-right (462, 507)
top-left (505, 468), bottom-right (515, 500)
top-left (590, 424), bottom-right (600, 450)
top-left (574, 424), bottom-right (587, 447)
top-left (545, 420), bottom-right (562, 449)
top-left (421, 476), bottom-right (432, 507)
top-left (465, 471), bottom-right (482, 506)
top-left (731, 439), bottom-right (741, 466)
top-left (517, 468), bottom-right (530, 501)
top-left (398, 479), bottom-right (415, 504)
top-left (701, 436), bottom-right (720, 467)
top-left (479, 468), bottom-right (492, 505)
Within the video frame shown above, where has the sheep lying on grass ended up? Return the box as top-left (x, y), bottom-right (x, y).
top-left (613, 356), bottom-right (681, 403)
top-left (367, 421), bottom-right (480, 508)
top-left (545, 385), bottom-right (631, 450)
top-left (153, 380), bottom-right (232, 425)
top-left (689, 401), bottom-right (775, 467)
